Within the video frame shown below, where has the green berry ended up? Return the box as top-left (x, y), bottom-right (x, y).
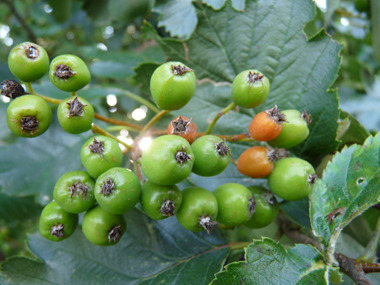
top-left (268, 109), bottom-right (310, 149)
top-left (141, 135), bottom-right (194, 185)
top-left (213, 183), bottom-right (254, 227)
top-left (8, 42), bottom-right (49, 82)
top-left (231, 70), bottom-right (270, 108)
top-left (49, 54), bottom-right (91, 92)
top-left (95, 167), bottom-right (141, 215)
top-left (80, 136), bottom-right (123, 179)
top-left (176, 187), bottom-right (218, 233)
top-left (82, 205), bottom-right (127, 246)
top-left (244, 186), bottom-right (279, 229)
top-left (53, 171), bottom-right (96, 214)
top-left (140, 180), bottom-right (182, 220)
top-left (6, 95), bottom-right (52, 138)
top-left (268, 157), bottom-right (316, 201)
top-left (39, 201), bottom-right (78, 242)
top-left (191, 135), bottom-right (230, 176)
top-left (57, 96), bottom-right (94, 134)
top-left (150, 62), bottom-right (196, 110)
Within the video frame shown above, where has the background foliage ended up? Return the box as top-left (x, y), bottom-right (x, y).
top-left (0, 0), bottom-right (379, 284)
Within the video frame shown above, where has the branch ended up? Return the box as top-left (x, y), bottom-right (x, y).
top-left (335, 253), bottom-right (373, 285)
top-left (2, 0), bottom-right (37, 42)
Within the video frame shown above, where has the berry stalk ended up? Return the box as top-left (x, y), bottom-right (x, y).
top-left (205, 102), bottom-right (237, 135)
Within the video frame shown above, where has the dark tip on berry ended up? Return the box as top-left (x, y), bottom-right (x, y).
top-left (0, 80), bottom-right (25, 99)
top-left (308, 174), bottom-right (318, 184)
top-left (171, 64), bottom-right (193, 76)
top-left (21, 116), bottom-right (39, 130)
top-left (248, 196), bottom-right (256, 219)
top-left (51, 224), bottom-right (65, 238)
top-left (266, 105), bottom-right (287, 123)
top-left (215, 140), bottom-right (230, 156)
top-left (108, 225), bottom-right (122, 243)
top-left (262, 191), bottom-right (276, 207)
top-left (99, 178), bottom-right (115, 196)
top-left (89, 138), bottom-right (104, 154)
top-left (301, 111), bottom-right (312, 125)
top-left (171, 116), bottom-right (191, 134)
top-left (199, 214), bottom-right (217, 234)
top-left (160, 200), bottom-right (176, 217)
top-left (89, 137), bottom-right (108, 161)
top-left (69, 182), bottom-right (90, 200)
top-left (53, 64), bottom-right (76, 82)
top-left (67, 96), bottom-right (87, 118)
top-left (26, 45), bottom-right (39, 59)
top-left (175, 146), bottom-right (192, 164)
top-left (247, 71), bottom-right (264, 84)
top-left (267, 148), bottom-right (279, 162)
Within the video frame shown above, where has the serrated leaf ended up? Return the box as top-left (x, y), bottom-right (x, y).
top-left (310, 133), bottom-right (380, 264)
top-left (153, 0), bottom-right (198, 39)
top-left (211, 238), bottom-right (338, 285)
top-left (153, 0), bottom-right (247, 39)
top-left (143, 0), bottom-right (342, 158)
top-left (0, 209), bottom-right (230, 285)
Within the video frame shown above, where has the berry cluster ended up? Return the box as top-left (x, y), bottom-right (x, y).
top-left (1, 42), bottom-right (317, 247)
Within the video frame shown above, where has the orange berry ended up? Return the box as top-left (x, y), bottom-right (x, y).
top-left (249, 105), bottom-right (286, 141)
top-left (237, 146), bottom-right (278, 178)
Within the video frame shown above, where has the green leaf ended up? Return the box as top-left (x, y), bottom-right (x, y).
top-left (280, 198), bottom-right (311, 229)
top-left (337, 109), bottom-right (370, 148)
top-left (211, 238), bottom-right (338, 285)
top-left (0, 193), bottom-right (42, 229)
top-left (132, 62), bottom-right (160, 99)
top-left (153, 0), bottom-right (198, 39)
top-left (82, 46), bottom-right (165, 79)
top-left (203, 0), bottom-right (246, 11)
top-left (0, 116), bottom-right (92, 205)
top-left (310, 133), bottom-right (380, 264)
top-left (371, 0), bottom-right (380, 66)
top-left (0, 209), bottom-right (230, 284)
top-left (143, 0), bottom-right (343, 158)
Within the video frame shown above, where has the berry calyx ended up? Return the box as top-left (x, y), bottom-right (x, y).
top-left (99, 178), bottom-right (115, 196)
top-left (168, 115), bottom-right (197, 144)
top-left (247, 71), bottom-right (264, 84)
top-left (53, 64), bottom-right (76, 82)
top-left (175, 147), bottom-right (192, 164)
top-left (160, 200), bottom-right (176, 217)
top-left (171, 64), bottom-right (193, 75)
top-left (66, 96), bottom-right (86, 117)
top-left (199, 215), bottom-right (217, 234)
top-left (51, 224), bottom-right (65, 238)
top-left (215, 140), bottom-right (229, 156)
top-left (21, 116), bottom-right (39, 131)
top-left (0, 80), bottom-right (25, 99)
top-left (108, 225), bottom-right (122, 243)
